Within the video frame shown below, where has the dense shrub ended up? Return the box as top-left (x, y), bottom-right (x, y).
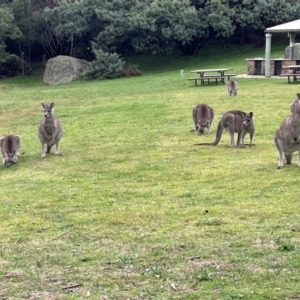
top-left (82, 49), bottom-right (125, 80)
top-left (120, 63), bottom-right (141, 77)
top-left (0, 54), bottom-right (32, 77)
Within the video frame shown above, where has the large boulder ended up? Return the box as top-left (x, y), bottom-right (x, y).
top-left (43, 55), bottom-right (90, 85)
top-left (284, 43), bottom-right (300, 59)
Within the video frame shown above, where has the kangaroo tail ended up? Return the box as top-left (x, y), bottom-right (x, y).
top-left (195, 121), bottom-right (223, 146)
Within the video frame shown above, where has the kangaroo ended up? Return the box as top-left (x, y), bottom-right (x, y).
top-left (192, 104), bottom-right (214, 135)
top-left (0, 134), bottom-right (21, 166)
top-left (195, 110), bottom-right (255, 147)
top-left (38, 103), bottom-right (63, 158)
top-left (290, 93), bottom-right (300, 113)
top-left (275, 104), bottom-right (300, 169)
top-left (226, 80), bottom-right (238, 96)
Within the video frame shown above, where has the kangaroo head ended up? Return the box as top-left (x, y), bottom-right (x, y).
top-left (242, 112), bottom-right (254, 129)
top-left (196, 120), bottom-right (209, 135)
top-left (41, 103), bottom-right (54, 118)
top-left (4, 150), bottom-right (17, 166)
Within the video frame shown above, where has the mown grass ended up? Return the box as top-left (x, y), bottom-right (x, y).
top-left (1, 42), bottom-right (300, 299)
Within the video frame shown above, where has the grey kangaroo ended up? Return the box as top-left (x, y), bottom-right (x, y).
top-left (290, 93), bottom-right (300, 113)
top-left (275, 104), bottom-right (300, 169)
top-left (195, 110), bottom-right (255, 147)
top-left (38, 103), bottom-right (63, 158)
top-left (226, 80), bottom-right (238, 96)
top-left (0, 134), bottom-right (21, 166)
top-left (192, 104), bottom-right (214, 135)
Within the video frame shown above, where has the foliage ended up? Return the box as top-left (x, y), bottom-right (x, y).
top-left (0, 54), bottom-right (31, 77)
top-left (82, 47), bottom-right (125, 80)
top-left (43, 0), bottom-right (97, 57)
top-left (11, 0), bottom-right (36, 63)
top-left (93, 0), bottom-right (134, 54)
top-left (119, 63), bottom-right (141, 77)
top-left (0, 0), bottom-right (300, 65)
top-left (228, 0), bottom-right (300, 44)
top-left (0, 4), bottom-right (21, 41)
top-left (0, 4), bottom-right (22, 60)
top-left (278, 242), bottom-right (295, 252)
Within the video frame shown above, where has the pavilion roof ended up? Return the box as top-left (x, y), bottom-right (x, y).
top-left (265, 19), bottom-right (300, 33)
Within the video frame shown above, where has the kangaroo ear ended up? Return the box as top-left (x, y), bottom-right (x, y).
top-left (297, 93), bottom-right (300, 99)
top-left (249, 112), bottom-right (253, 117)
top-left (14, 135), bottom-right (21, 143)
top-left (50, 102), bottom-right (54, 108)
top-left (41, 103), bottom-right (46, 108)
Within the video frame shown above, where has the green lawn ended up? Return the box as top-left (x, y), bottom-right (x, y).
top-left (1, 42), bottom-right (300, 299)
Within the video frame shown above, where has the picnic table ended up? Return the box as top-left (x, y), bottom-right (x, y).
top-left (188, 68), bottom-right (236, 86)
top-left (280, 65), bottom-right (300, 83)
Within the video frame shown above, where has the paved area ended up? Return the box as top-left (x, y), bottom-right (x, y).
top-left (235, 74), bottom-right (283, 79)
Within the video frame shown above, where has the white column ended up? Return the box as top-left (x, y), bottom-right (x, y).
top-left (265, 33), bottom-right (272, 78)
top-left (289, 33), bottom-right (296, 59)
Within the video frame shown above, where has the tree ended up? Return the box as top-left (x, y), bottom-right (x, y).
top-left (0, 4), bottom-right (22, 59)
top-left (2, 0), bottom-right (300, 64)
top-left (42, 0), bottom-right (97, 58)
top-left (11, 0), bottom-right (36, 64)
top-left (226, 0), bottom-right (300, 45)
top-left (93, 0), bottom-right (233, 55)
top-left (93, 0), bottom-right (136, 54)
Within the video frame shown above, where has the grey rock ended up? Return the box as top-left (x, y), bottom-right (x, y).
top-left (284, 43), bottom-right (300, 59)
top-left (43, 55), bottom-right (90, 85)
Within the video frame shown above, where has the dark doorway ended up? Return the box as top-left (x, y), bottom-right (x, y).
top-left (274, 61), bottom-right (282, 75)
top-left (255, 60), bottom-right (261, 75)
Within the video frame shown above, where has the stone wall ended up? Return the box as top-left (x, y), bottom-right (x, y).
top-left (246, 59), bottom-right (266, 75)
top-left (246, 59), bottom-right (298, 75)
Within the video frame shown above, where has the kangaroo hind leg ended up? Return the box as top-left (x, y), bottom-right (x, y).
top-left (284, 153), bottom-right (293, 164)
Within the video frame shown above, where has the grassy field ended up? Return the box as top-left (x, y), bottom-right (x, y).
top-left (1, 42), bottom-right (300, 300)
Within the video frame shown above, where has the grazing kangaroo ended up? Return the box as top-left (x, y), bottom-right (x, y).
top-left (226, 80), bottom-right (238, 96)
top-left (290, 93), bottom-right (300, 113)
top-left (195, 110), bottom-right (255, 147)
top-left (275, 104), bottom-right (300, 169)
top-left (192, 104), bottom-right (214, 135)
top-left (0, 134), bottom-right (21, 166)
top-left (38, 103), bottom-right (63, 158)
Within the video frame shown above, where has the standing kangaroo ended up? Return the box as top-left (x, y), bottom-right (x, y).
top-left (38, 103), bottom-right (63, 158)
top-left (0, 134), bottom-right (21, 166)
top-left (195, 110), bottom-right (255, 147)
top-left (192, 104), bottom-right (214, 135)
top-left (290, 93), bottom-right (300, 113)
top-left (226, 80), bottom-right (238, 96)
top-left (275, 104), bottom-right (300, 169)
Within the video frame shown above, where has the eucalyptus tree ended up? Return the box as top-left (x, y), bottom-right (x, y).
top-left (43, 0), bottom-right (97, 57)
top-left (0, 3), bottom-right (21, 59)
top-left (94, 0), bottom-right (235, 55)
top-left (257, 0), bottom-right (300, 28)
top-left (227, 0), bottom-right (300, 44)
top-left (11, 0), bottom-right (37, 64)
top-left (92, 0), bottom-right (136, 54)
top-left (2, 0), bottom-right (300, 63)
top-left (129, 0), bottom-right (207, 54)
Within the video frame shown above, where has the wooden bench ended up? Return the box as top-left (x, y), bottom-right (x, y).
top-left (224, 74), bottom-right (237, 80)
top-left (187, 74), bottom-right (237, 86)
top-left (279, 73), bottom-right (300, 83)
top-left (187, 76), bottom-right (225, 86)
